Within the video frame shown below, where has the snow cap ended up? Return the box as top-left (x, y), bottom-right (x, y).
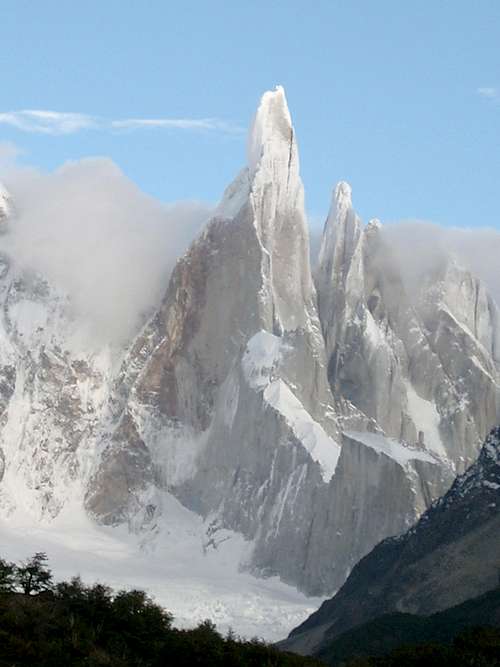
top-left (247, 85), bottom-right (293, 174)
top-left (334, 181), bottom-right (353, 211)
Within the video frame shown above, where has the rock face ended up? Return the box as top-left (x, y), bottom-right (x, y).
top-left (0, 88), bottom-right (499, 600)
top-left (85, 89), bottom-right (454, 595)
top-left (0, 255), bottom-right (112, 520)
top-left (316, 185), bottom-right (500, 470)
top-left (283, 426), bottom-right (500, 655)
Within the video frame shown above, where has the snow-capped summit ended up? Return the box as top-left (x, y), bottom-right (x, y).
top-left (247, 85), bottom-right (293, 174)
top-left (216, 86), bottom-right (302, 232)
top-left (334, 180), bottom-right (353, 209)
top-left (318, 181), bottom-right (361, 274)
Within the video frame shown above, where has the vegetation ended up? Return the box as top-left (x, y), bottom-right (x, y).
top-left (341, 626), bottom-right (500, 666)
top-left (1, 553), bottom-right (498, 665)
top-left (0, 553), bottom-right (324, 666)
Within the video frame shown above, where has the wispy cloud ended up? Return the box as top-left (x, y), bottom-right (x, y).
top-left (0, 110), bottom-right (97, 134)
top-left (477, 86), bottom-right (498, 100)
top-left (0, 109), bottom-right (243, 136)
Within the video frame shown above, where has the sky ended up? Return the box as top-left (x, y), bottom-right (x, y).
top-left (0, 0), bottom-right (499, 229)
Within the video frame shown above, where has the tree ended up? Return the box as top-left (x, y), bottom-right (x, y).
top-left (0, 557), bottom-right (16, 592)
top-left (16, 552), bottom-right (53, 595)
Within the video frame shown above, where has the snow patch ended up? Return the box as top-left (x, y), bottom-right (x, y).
top-left (404, 381), bottom-right (447, 458)
top-left (264, 380), bottom-right (340, 481)
top-left (242, 330), bottom-right (283, 389)
top-left (344, 430), bottom-right (437, 468)
top-left (365, 311), bottom-right (385, 350)
top-left (9, 299), bottom-right (52, 342)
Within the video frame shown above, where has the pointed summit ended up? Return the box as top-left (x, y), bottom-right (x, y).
top-left (334, 180), bottom-right (353, 211)
top-left (247, 85), bottom-right (293, 173)
top-left (216, 86), bottom-right (311, 330)
top-left (216, 86), bottom-right (300, 221)
top-left (318, 181), bottom-right (362, 283)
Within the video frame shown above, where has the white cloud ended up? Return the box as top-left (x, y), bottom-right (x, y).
top-left (381, 221), bottom-right (500, 306)
top-left (1, 158), bottom-right (212, 345)
top-left (0, 110), bottom-right (243, 136)
top-left (0, 110), bottom-right (97, 135)
top-left (309, 212), bottom-right (500, 309)
top-left (477, 87), bottom-right (498, 100)
top-left (0, 141), bottom-right (22, 168)
top-left (111, 117), bottom-right (243, 133)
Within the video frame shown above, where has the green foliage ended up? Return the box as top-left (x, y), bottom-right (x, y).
top-left (317, 585), bottom-right (500, 666)
top-left (0, 557), bottom-right (16, 592)
top-left (16, 551), bottom-right (53, 595)
top-left (0, 552), bottom-right (323, 666)
top-left (341, 627), bottom-right (500, 666)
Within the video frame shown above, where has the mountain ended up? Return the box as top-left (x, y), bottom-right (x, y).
top-left (282, 426), bottom-right (500, 655)
top-left (0, 86), bottom-right (498, 622)
top-left (84, 87), bottom-right (459, 595)
top-left (317, 586), bottom-right (500, 666)
top-left (316, 182), bottom-right (500, 470)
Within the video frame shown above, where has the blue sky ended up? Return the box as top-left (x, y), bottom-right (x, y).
top-left (1, 0), bottom-right (499, 228)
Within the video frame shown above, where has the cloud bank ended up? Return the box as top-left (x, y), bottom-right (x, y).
top-left (309, 214), bottom-right (500, 308)
top-left (0, 110), bottom-right (243, 135)
top-left (3, 149), bottom-right (499, 350)
top-left (381, 221), bottom-right (500, 306)
top-left (1, 158), bottom-right (211, 345)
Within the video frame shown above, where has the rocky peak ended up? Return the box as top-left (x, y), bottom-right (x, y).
top-left (216, 86), bottom-right (298, 224)
top-left (441, 426), bottom-right (500, 504)
top-left (318, 181), bottom-right (362, 274)
top-left (316, 182), bottom-right (365, 390)
top-left (247, 85), bottom-right (294, 175)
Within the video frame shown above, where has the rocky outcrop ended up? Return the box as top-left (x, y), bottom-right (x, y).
top-left (0, 194), bottom-right (111, 520)
top-left (316, 184), bottom-right (500, 471)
